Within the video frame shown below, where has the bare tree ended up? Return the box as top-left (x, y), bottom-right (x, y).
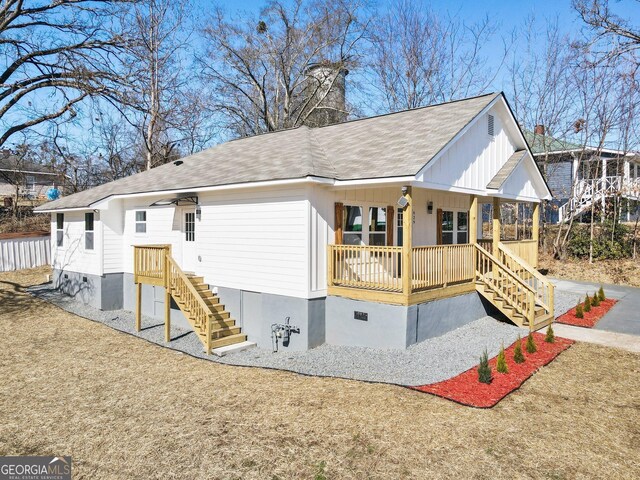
top-left (370, 0), bottom-right (506, 112)
top-left (198, 0), bottom-right (370, 137)
top-left (573, 0), bottom-right (640, 68)
top-left (0, 0), bottom-right (131, 148)
top-left (120, 0), bottom-right (195, 170)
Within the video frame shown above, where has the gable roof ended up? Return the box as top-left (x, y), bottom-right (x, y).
top-left (487, 150), bottom-right (527, 190)
top-left (36, 93), bottom-right (501, 211)
top-left (0, 155), bottom-right (57, 175)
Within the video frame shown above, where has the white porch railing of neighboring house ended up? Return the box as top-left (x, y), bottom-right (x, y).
top-left (0, 231), bottom-right (50, 272)
top-left (558, 176), bottom-right (640, 222)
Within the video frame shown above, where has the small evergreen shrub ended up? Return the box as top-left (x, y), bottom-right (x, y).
top-left (513, 336), bottom-right (525, 363)
top-left (545, 324), bottom-right (555, 343)
top-left (478, 349), bottom-right (492, 384)
top-left (575, 303), bottom-right (584, 319)
top-left (584, 294), bottom-right (591, 312)
top-left (496, 343), bottom-right (508, 374)
top-left (592, 291), bottom-right (600, 307)
top-left (598, 286), bottom-right (606, 302)
top-left (526, 332), bottom-right (537, 354)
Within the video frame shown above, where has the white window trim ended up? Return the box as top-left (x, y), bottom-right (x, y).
top-left (441, 208), bottom-right (469, 245)
top-left (343, 203), bottom-right (389, 246)
top-left (134, 210), bottom-right (147, 235)
top-left (84, 212), bottom-right (95, 253)
top-left (56, 213), bottom-right (64, 248)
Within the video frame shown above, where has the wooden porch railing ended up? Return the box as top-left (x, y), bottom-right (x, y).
top-left (133, 244), bottom-right (213, 353)
top-left (496, 243), bottom-right (554, 317)
top-left (411, 244), bottom-right (474, 291)
top-left (328, 244), bottom-right (403, 292)
top-left (474, 243), bottom-right (537, 325)
top-left (502, 239), bottom-right (538, 268)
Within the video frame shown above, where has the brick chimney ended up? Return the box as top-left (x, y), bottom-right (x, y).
top-left (534, 124), bottom-right (545, 135)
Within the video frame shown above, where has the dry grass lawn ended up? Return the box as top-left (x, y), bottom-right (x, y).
top-left (539, 253), bottom-right (640, 288)
top-left (1, 267), bottom-right (640, 479)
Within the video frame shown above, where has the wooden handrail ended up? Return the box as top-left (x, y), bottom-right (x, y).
top-left (474, 243), bottom-right (536, 320)
top-left (497, 242), bottom-right (553, 315)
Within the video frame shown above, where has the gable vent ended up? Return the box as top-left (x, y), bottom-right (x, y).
top-left (488, 114), bottom-right (495, 136)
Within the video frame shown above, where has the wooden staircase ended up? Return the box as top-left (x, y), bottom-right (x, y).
top-left (133, 245), bottom-right (248, 354)
top-left (474, 243), bottom-right (554, 331)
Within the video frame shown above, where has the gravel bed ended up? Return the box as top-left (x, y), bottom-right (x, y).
top-left (554, 290), bottom-right (583, 318)
top-left (30, 284), bottom-right (525, 386)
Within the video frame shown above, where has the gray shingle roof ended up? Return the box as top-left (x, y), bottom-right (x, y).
top-left (36, 93), bottom-right (499, 211)
top-left (487, 150), bottom-right (527, 189)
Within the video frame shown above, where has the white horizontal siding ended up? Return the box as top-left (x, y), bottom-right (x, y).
top-left (196, 187), bottom-right (309, 297)
top-left (0, 235), bottom-right (50, 272)
top-left (51, 211), bottom-right (102, 275)
top-left (499, 159), bottom-right (543, 201)
top-left (102, 199), bottom-right (124, 273)
top-left (121, 199), bottom-right (182, 274)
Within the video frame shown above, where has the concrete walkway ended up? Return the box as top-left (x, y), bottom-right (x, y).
top-left (544, 323), bottom-right (640, 354)
top-left (551, 278), bottom-right (640, 336)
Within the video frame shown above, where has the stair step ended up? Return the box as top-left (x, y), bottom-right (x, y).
top-left (211, 341), bottom-right (256, 357)
top-left (194, 284), bottom-right (209, 291)
top-left (209, 333), bottom-right (247, 350)
top-left (187, 276), bottom-right (205, 284)
top-left (199, 325), bottom-right (242, 339)
top-left (210, 317), bottom-right (236, 329)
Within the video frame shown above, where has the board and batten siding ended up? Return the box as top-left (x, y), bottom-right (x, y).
top-left (0, 233), bottom-right (50, 272)
top-left (51, 211), bottom-right (102, 276)
top-left (417, 103), bottom-right (518, 193)
top-left (196, 187), bottom-right (310, 298)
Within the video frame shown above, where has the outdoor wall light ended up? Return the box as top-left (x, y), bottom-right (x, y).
top-left (196, 205), bottom-right (202, 220)
top-left (427, 201), bottom-right (433, 214)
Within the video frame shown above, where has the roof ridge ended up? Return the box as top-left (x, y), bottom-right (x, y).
top-left (307, 127), bottom-right (337, 178)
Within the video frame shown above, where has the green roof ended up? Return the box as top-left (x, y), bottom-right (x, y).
top-left (523, 130), bottom-right (582, 155)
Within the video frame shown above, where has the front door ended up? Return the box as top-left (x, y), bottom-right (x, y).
top-left (181, 208), bottom-right (197, 272)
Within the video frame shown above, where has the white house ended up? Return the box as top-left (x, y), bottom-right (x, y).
top-left (36, 92), bottom-right (554, 354)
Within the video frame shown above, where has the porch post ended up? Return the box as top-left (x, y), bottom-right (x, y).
top-left (469, 195), bottom-right (477, 244)
top-left (402, 186), bottom-right (413, 299)
top-left (532, 202), bottom-right (540, 268)
top-left (135, 282), bottom-right (142, 332)
top-left (492, 197), bottom-right (501, 256)
top-left (164, 248), bottom-right (171, 343)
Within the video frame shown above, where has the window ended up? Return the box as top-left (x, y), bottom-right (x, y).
top-left (25, 175), bottom-right (35, 193)
top-left (631, 164), bottom-right (638, 180)
top-left (135, 211), bottom-right (146, 233)
top-left (368, 207), bottom-right (387, 246)
top-left (441, 210), bottom-right (469, 245)
top-left (396, 209), bottom-right (404, 247)
top-left (457, 212), bottom-right (468, 244)
top-left (56, 213), bottom-right (64, 247)
top-left (441, 211), bottom-right (454, 244)
top-left (85, 212), bottom-right (94, 250)
top-left (185, 212), bottom-right (195, 242)
top-left (343, 206), bottom-right (363, 245)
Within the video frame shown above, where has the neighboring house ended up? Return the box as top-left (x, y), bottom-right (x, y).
top-left (525, 127), bottom-right (640, 223)
top-left (0, 152), bottom-right (60, 203)
top-left (36, 92), bottom-right (554, 355)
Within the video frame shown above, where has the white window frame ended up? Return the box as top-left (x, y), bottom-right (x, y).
top-left (441, 209), bottom-right (469, 245)
top-left (135, 210), bottom-right (147, 234)
top-left (84, 212), bottom-right (95, 251)
top-left (184, 211), bottom-right (195, 242)
top-left (56, 213), bottom-right (64, 247)
top-left (343, 203), bottom-right (389, 246)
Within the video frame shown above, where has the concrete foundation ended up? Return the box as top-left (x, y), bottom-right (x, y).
top-left (52, 269), bottom-right (497, 351)
top-left (325, 291), bottom-right (495, 349)
top-left (217, 287), bottom-right (325, 351)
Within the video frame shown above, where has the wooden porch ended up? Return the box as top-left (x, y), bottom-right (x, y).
top-left (328, 191), bottom-right (553, 330)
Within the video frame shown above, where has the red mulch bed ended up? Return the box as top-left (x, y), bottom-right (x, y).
top-left (409, 333), bottom-right (574, 408)
top-left (556, 299), bottom-right (618, 328)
